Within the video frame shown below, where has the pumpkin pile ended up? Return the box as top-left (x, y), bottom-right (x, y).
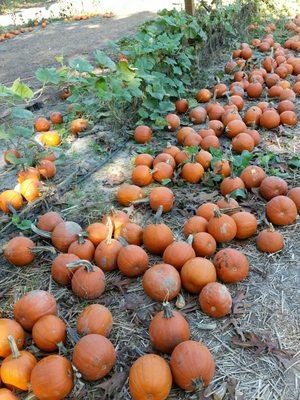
top-left (1, 14), bottom-right (300, 400)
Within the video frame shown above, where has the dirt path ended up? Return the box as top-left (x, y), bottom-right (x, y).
top-left (0, 12), bottom-right (155, 85)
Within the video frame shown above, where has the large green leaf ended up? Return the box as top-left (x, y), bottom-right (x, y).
top-left (36, 68), bottom-right (61, 84)
top-left (94, 50), bottom-right (116, 70)
top-left (11, 79), bottom-right (34, 100)
top-left (69, 57), bottom-right (94, 73)
top-left (11, 107), bottom-right (34, 120)
top-left (13, 125), bottom-right (33, 138)
top-left (117, 61), bottom-right (137, 82)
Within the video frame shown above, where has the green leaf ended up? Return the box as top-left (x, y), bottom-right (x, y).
top-left (288, 156), bottom-right (300, 169)
top-left (117, 61), bottom-right (137, 81)
top-left (94, 50), bottom-right (116, 70)
top-left (69, 57), bottom-right (94, 73)
top-left (11, 216), bottom-right (33, 231)
top-left (0, 85), bottom-right (14, 97)
top-left (54, 55), bottom-right (64, 64)
top-left (11, 107), bottom-right (34, 120)
top-left (11, 79), bottom-right (34, 100)
top-left (36, 67), bottom-right (61, 84)
top-left (230, 188), bottom-right (247, 199)
top-left (13, 125), bottom-right (33, 138)
top-left (161, 178), bottom-right (172, 186)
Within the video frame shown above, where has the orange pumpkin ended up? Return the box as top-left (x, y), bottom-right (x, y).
top-left (170, 340), bottom-right (215, 390)
top-left (231, 211), bottom-right (257, 239)
top-left (72, 334), bottom-right (116, 381)
top-left (192, 232), bottom-right (217, 257)
top-left (0, 318), bottom-right (25, 358)
top-left (259, 176), bottom-right (288, 200)
top-left (71, 261), bottom-right (106, 299)
top-left (119, 223), bottom-right (143, 245)
top-left (196, 202), bottom-right (219, 221)
top-left (129, 354), bottom-right (172, 400)
top-left (0, 190), bottom-right (23, 213)
top-left (51, 221), bottom-right (82, 252)
top-left (199, 282), bottom-right (232, 317)
top-left (143, 213), bottom-right (173, 255)
top-left (149, 302), bottom-right (190, 354)
top-left (180, 257), bottom-right (216, 293)
top-left (37, 211), bottom-right (63, 232)
top-left (86, 222), bottom-right (108, 246)
top-left (116, 185), bottom-right (145, 206)
top-left (32, 315), bottom-right (66, 352)
top-left (142, 264), bottom-right (181, 301)
top-left (31, 355), bottom-right (73, 400)
top-left (183, 216), bottom-right (208, 237)
top-left (213, 248), bottom-right (249, 283)
top-left (117, 243), bottom-right (149, 277)
top-left (0, 336), bottom-right (37, 391)
top-left (163, 240), bottom-right (195, 270)
top-left (149, 187), bottom-right (174, 213)
top-left (51, 253), bottom-right (80, 285)
top-left (4, 236), bottom-right (36, 267)
top-left (287, 187), bottom-right (300, 212)
top-left (265, 195), bottom-right (297, 225)
top-left (135, 153), bottom-right (154, 167)
top-left (240, 166), bottom-right (266, 188)
top-left (207, 210), bottom-right (237, 243)
top-left (220, 176), bottom-right (245, 196)
top-left (256, 226), bottom-right (284, 253)
top-left (77, 304), bottom-right (113, 337)
top-left (68, 234), bottom-right (95, 261)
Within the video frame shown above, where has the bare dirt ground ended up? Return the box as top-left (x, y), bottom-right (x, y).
top-left (0, 12), bottom-right (300, 400)
top-left (0, 12), bottom-right (155, 85)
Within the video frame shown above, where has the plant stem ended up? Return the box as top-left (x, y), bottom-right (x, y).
top-left (162, 302), bottom-right (174, 318)
top-left (154, 205), bottom-right (163, 224)
top-left (67, 259), bottom-right (94, 272)
top-left (31, 223), bottom-right (52, 238)
top-left (8, 335), bottom-right (20, 358)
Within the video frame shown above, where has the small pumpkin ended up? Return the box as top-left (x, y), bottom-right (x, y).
top-left (120, 222), bottom-right (143, 245)
top-left (153, 153), bottom-right (176, 169)
top-left (50, 111), bottom-right (63, 124)
top-left (287, 187), bottom-right (300, 212)
top-left (200, 135), bottom-right (220, 151)
top-left (51, 253), bottom-right (80, 285)
top-left (143, 207), bottom-right (173, 254)
top-left (117, 242), bottom-right (149, 277)
top-left (240, 166), bottom-right (266, 189)
top-left (40, 131), bottom-right (62, 147)
top-left (170, 340), bottom-right (215, 390)
top-left (134, 125), bottom-right (152, 143)
top-left (149, 187), bottom-right (174, 213)
top-left (71, 260), bottom-right (106, 299)
top-left (3, 149), bottom-right (21, 164)
top-left (102, 210), bottom-right (130, 238)
top-left (256, 225), bottom-right (284, 253)
top-left (175, 99), bottom-right (189, 113)
top-left (226, 119), bottom-right (247, 138)
top-left (142, 264), bottom-right (181, 301)
top-left (207, 210), bottom-right (237, 243)
top-left (280, 110), bottom-right (297, 126)
top-left (37, 211), bottom-right (63, 232)
top-left (163, 238), bottom-right (196, 270)
top-left (259, 109), bottom-right (280, 129)
top-left (68, 234), bottom-right (95, 261)
top-left (72, 334), bottom-right (116, 381)
top-left (0, 318), bottom-right (25, 358)
top-left (77, 304), bottom-right (113, 337)
top-left (165, 113), bottom-right (180, 131)
top-left (213, 160), bottom-right (231, 177)
top-left (131, 165), bottom-right (153, 186)
top-left (153, 162), bottom-right (173, 183)
top-left (116, 185), bottom-right (145, 206)
top-left (259, 176), bottom-right (288, 200)
top-left (189, 106), bottom-right (207, 124)
top-left (31, 355), bottom-right (73, 400)
top-left (37, 159), bottom-right (56, 179)
top-left (216, 196), bottom-right (239, 211)
top-left (0, 190), bottom-right (23, 213)
top-left (213, 248), bottom-right (249, 283)
top-left (149, 302), bottom-right (190, 354)
top-left (180, 257), bottom-right (216, 294)
top-left (20, 178), bottom-right (42, 202)
top-left (192, 232), bottom-right (217, 257)
top-left (4, 236), bottom-right (36, 267)
top-left (199, 282), bottom-right (232, 317)
top-left (265, 195), bottom-right (297, 226)
top-left (231, 211), bottom-right (257, 239)
top-left (129, 354), bottom-right (172, 400)
top-left (196, 89), bottom-right (212, 103)
top-left (51, 220), bottom-right (82, 252)
top-left (86, 222), bottom-right (108, 246)
top-left (232, 133), bottom-right (255, 154)
top-left (195, 150), bottom-right (212, 169)
top-left (177, 127), bottom-right (196, 144)
top-left (183, 216), bottom-right (208, 237)
top-left (181, 162), bottom-right (204, 183)
top-left (32, 315), bottom-right (66, 352)
top-left (1, 336), bottom-right (36, 391)
top-left (94, 219), bottom-right (122, 272)
top-left (220, 176), bottom-right (245, 196)
top-left (163, 145), bottom-right (180, 158)
top-left (34, 117), bottom-right (51, 132)
top-left (13, 290), bottom-right (57, 331)
top-left (196, 203), bottom-right (219, 221)
top-left (70, 118), bottom-right (88, 135)
top-left (135, 153), bottom-right (154, 167)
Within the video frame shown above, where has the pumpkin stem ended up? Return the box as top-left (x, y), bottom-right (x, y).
top-left (221, 206), bottom-right (243, 214)
top-left (162, 302), bottom-right (174, 318)
top-left (213, 209), bottom-right (222, 218)
top-left (31, 246), bottom-right (56, 254)
top-left (7, 204), bottom-right (17, 215)
top-left (154, 205), bottom-right (163, 224)
top-left (7, 335), bottom-right (20, 359)
top-left (131, 197), bottom-right (150, 205)
top-left (67, 260), bottom-right (94, 272)
top-left (118, 236), bottom-right (128, 247)
top-left (186, 234), bottom-right (194, 246)
top-left (31, 223), bottom-right (52, 238)
top-left (105, 217), bottom-right (114, 244)
top-left (192, 377), bottom-right (204, 392)
top-left (77, 233), bottom-right (85, 244)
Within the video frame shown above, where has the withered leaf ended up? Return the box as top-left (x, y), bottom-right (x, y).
top-left (98, 371), bottom-right (127, 396)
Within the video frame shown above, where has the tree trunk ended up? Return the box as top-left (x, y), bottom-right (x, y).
top-left (185, 0), bottom-right (195, 15)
